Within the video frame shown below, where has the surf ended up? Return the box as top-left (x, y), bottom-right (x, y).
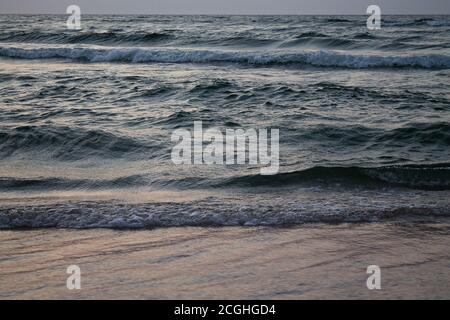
top-left (1, 46), bottom-right (450, 69)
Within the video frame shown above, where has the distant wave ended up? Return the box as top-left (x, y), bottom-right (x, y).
top-left (0, 30), bottom-right (173, 45)
top-left (325, 18), bottom-right (353, 23)
top-left (383, 17), bottom-right (450, 27)
top-left (1, 122), bottom-right (448, 161)
top-left (1, 46), bottom-right (449, 69)
top-left (426, 19), bottom-right (450, 27)
top-left (278, 35), bottom-right (357, 49)
top-left (221, 164), bottom-right (450, 190)
top-left (0, 164), bottom-right (449, 192)
top-left (0, 125), bottom-right (157, 160)
top-left (1, 29), bottom-right (447, 51)
top-left (0, 175), bottom-right (147, 191)
top-left (294, 122), bottom-right (450, 147)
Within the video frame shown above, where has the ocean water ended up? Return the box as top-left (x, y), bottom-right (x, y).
top-left (0, 15), bottom-right (449, 229)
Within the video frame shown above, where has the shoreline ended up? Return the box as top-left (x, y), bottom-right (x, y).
top-left (1, 221), bottom-right (449, 299)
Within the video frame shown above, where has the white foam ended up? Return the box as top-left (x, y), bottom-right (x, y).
top-left (0, 200), bottom-right (448, 229)
top-left (1, 46), bottom-right (449, 69)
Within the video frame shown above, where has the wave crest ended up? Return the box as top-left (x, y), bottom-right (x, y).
top-left (0, 30), bottom-right (173, 44)
top-left (1, 46), bottom-right (449, 69)
top-left (221, 164), bottom-right (450, 190)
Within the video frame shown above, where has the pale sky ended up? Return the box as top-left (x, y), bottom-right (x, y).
top-left (0, 0), bottom-right (449, 14)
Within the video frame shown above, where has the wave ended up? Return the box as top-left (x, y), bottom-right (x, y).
top-left (191, 36), bottom-right (278, 48)
top-left (383, 17), bottom-right (450, 27)
top-left (1, 46), bottom-right (449, 69)
top-left (419, 18), bottom-right (450, 27)
top-left (0, 30), bottom-right (173, 45)
top-left (1, 164), bottom-right (447, 192)
top-left (325, 18), bottom-right (352, 23)
top-left (278, 36), bottom-right (357, 49)
top-left (0, 200), bottom-right (448, 229)
top-left (0, 175), bottom-right (147, 191)
top-left (285, 122), bottom-right (450, 150)
top-left (426, 20), bottom-right (450, 27)
top-left (0, 125), bottom-right (156, 160)
top-left (2, 29), bottom-right (447, 52)
top-left (188, 79), bottom-right (235, 94)
top-left (220, 164), bottom-right (450, 190)
top-left (310, 82), bottom-right (450, 106)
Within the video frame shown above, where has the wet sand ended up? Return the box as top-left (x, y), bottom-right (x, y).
top-left (0, 221), bottom-right (449, 299)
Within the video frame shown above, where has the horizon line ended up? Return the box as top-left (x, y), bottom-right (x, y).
top-left (1, 12), bottom-right (449, 15)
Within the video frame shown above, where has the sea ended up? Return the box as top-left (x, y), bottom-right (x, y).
top-left (0, 14), bottom-right (449, 229)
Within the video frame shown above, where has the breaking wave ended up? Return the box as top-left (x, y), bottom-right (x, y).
top-left (1, 46), bottom-right (450, 69)
top-left (0, 200), bottom-right (449, 229)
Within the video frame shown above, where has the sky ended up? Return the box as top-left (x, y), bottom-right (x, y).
top-left (1, 0), bottom-right (449, 15)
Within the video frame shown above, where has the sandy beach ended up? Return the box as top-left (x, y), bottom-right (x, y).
top-left (1, 221), bottom-right (449, 299)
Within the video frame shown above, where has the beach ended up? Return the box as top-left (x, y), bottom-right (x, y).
top-left (1, 221), bottom-right (449, 299)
